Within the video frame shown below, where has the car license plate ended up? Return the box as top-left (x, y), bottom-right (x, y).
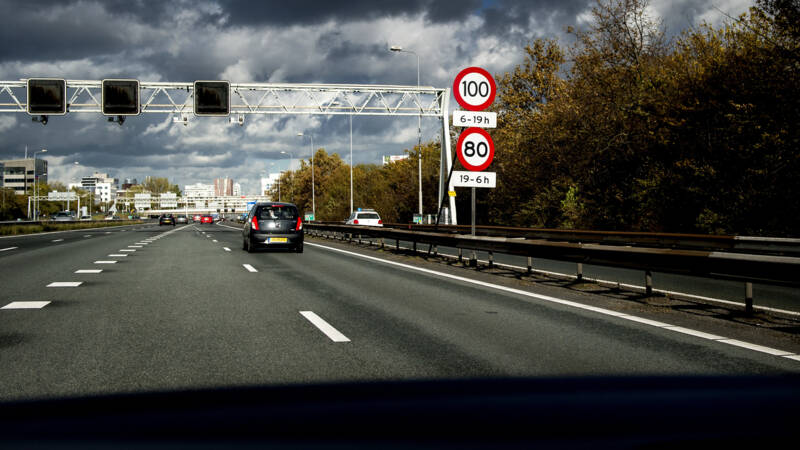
top-left (267, 237), bottom-right (288, 243)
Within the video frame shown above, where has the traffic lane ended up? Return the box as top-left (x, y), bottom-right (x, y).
top-left (0, 224), bottom-right (168, 302)
top-left (390, 239), bottom-right (800, 313)
top-left (0, 223), bottom-right (160, 258)
top-left (0, 224), bottom-right (321, 401)
top-left (234, 237), bottom-right (799, 377)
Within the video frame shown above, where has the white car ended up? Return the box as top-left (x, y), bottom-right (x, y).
top-left (346, 210), bottom-right (383, 226)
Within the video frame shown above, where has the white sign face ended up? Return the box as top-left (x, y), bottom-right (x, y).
top-left (457, 127), bottom-right (495, 171)
top-left (452, 171), bottom-right (496, 188)
top-left (453, 110), bottom-right (496, 128)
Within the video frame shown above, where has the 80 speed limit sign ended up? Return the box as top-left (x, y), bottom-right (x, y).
top-left (456, 127), bottom-right (494, 171)
top-left (453, 67), bottom-right (496, 111)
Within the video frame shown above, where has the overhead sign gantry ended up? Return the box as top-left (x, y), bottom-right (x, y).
top-left (0, 77), bottom-right (459, 223)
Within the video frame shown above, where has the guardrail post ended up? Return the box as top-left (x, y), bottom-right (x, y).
top-left (645, 270), bottom-right (653, 296)
top-left (470, 250), bottom-right (477, 267)
top-left (380, 238), bottom-right (384, 249)
top-left (527, 256), bottom-right (533, 274)
top-left (745, 282), bottom-right (754, 314)
top-left (577, 263), bottom-right (583, 281)
top-left (433, 245), bottom-right (438, 256)
top-left (488, 251), bottom-right (494, 268)
top-left (413, 240), bottom-right (417, 253)
top-left (358, 234), bottom-right (361, 244)
top-left (349, 233), bottom-right (352, 243)
top-left (458, 248), bottom-right (463, 263)
top-left (396, 239), bottom-right (400, 252)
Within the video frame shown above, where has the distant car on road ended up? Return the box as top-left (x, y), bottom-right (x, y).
top-left (242, 202), bottom-right (303, 253)
top-left (192, 214), bottom-right (202, 222)
top-left (52, 211), bottom-right (74, 222)
top-left (80, 215), bottom-right (92, 221)
top-left (175, 214), bottom-right (188, 224)
top-left (200, 215), bottom-right (214, 224)
top-left (159, 214), bottom-right (175, 226)
top-left (346, 209), bottom-right (383, 226)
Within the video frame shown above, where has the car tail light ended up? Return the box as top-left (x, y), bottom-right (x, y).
top-left (296, 217), bottom-right (303, 231)
top-left (251, 216), bottom-right (259, 230)
top-left (353, 219), bottom-right (359, 224)
top-left (378, 219), bottom-right (382, 224)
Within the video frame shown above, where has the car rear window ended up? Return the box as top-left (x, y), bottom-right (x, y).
top-left (357, 213), bottom-right (380, 219)
top-left (258, 206), bottom-right (298, 220)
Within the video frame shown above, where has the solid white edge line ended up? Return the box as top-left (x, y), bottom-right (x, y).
top-left (306, 242), bottom-right (800, 362)
top-left (2, 301), bottom-right (51, 309)
top-left (242, 264), bottom-right (257, 272)
top-left (300, 311), bottom-right (350, 342)
top-left (0, 247), bottom-right (18, 252)
top-left (47, 282), bottom-right (83, 287)
top-left (75, 269), bottom-right (103, 274)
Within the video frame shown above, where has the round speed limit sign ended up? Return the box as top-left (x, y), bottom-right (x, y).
top-left (453, 67), bottom-right (496, 111)
top-left (456, 127), bottom-right (494, 171)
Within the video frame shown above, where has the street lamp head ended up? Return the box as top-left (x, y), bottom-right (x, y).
top-left (296, 132), bottom-right (304, 137)
top-left (280, 151), bottom-right (287, 154)
top-left (390, 45), bottom-right (403, 52)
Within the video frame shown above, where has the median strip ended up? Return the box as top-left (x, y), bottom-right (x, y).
top-left (300, 311), bottom-right (350, 342)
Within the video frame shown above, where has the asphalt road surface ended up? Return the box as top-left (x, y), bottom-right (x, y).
top-left (1, 222), bottom-right (799, 401)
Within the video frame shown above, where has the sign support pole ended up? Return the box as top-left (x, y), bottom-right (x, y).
top-left (471, 187), bottom-right (476, 236)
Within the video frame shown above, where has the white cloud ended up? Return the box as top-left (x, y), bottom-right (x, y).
top-left (0, 115), bottom-right (17, 132)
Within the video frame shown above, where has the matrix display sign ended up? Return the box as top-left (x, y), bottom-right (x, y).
top-left (102, 79), bottom-right (140, 115)
top-left (194, 81), bottom-right (230, 116)
top-left (27, 78), bottom-right (67, 115)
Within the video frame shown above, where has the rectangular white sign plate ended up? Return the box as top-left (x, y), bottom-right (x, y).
top-left (453, 110), bottom-right (496, 128)
top-left (452, 171), bottom-right (496, 188)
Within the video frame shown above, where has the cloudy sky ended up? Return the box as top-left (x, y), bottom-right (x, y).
top-left (0, 0), bottom-right (751, 194)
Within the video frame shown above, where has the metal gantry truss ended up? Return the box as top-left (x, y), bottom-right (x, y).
top-left (0, 79), bottom-right (458, 223)
top-left (0, 80), bottom-right (446, 117)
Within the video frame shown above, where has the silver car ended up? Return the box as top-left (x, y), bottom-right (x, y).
top-left (52, 212), bottom-right (74, 222)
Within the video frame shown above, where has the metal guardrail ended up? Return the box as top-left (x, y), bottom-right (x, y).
top-left (306, 223), bottom-right (800, 313)
top-left (312, 222), bottom-right (800, 256)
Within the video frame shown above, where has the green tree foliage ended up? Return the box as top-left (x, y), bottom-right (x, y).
top-left (270, 142), bottom-right (443, 223)
top-left (486, 0), bottom-right (799, 236)
top-left (142, 177), bottom-right (181, 195)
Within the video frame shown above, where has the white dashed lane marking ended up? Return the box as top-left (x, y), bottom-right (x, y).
top-left (47, 282), bottom-right (83, 287)
top-left (94, 260), bottom-right (117, 264)
top-left (300, 311), bottom-right (351, 343)
top-left (75, 269), bottom-right (103, 274)
top-left (2, 301), bottom-right (50, 309)
top-left (0, 247), bottom-right (18, 252)
top-left (129, 245), bottom-right (142, 248)
top-left (51, 239), bottom-right (64, 243)
top-left (119, 249), bottom-right (136, 252)
top-left (108, 254), bottom-right (127, 257)
top-left (242, 264), bottom-right (258, 272)
top-left (223, 247), bottom-right (231, 252)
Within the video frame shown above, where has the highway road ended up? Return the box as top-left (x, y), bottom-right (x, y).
top-left (1, 221), bottom-right (799, 401)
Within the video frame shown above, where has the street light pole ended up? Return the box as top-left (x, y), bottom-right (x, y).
top-left (33, 149), bottom-right (47, 220)
top-left (350, 114), bottom-right (353, 215)
top-left (280, 150), bottom-right (295, 202)
top-left (390, 45), bottom-right (423, 218)
top-left (297, 132), bottom-right (315, 219)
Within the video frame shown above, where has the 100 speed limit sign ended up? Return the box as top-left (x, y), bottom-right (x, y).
top-left (453, 67), bottom-right (496, 111)
top-left (457, 127), bottom-right (494, 171)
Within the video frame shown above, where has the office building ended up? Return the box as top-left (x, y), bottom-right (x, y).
top-left (74, 172), bottom-right (118, 203)
top-left (0, 158), bottom-right (48, 195)
top-left (184, 182), bottom-right (215, 197)
top-left (214, 177), bottom-right (234, 196)
top-left (233, 183), bottom-right (241, 196)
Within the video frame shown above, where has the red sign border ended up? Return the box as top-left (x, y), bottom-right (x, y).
top-left (456, 127), bottom-right (495, 172)
top-left (452, 67), bottom-right (497, 111)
